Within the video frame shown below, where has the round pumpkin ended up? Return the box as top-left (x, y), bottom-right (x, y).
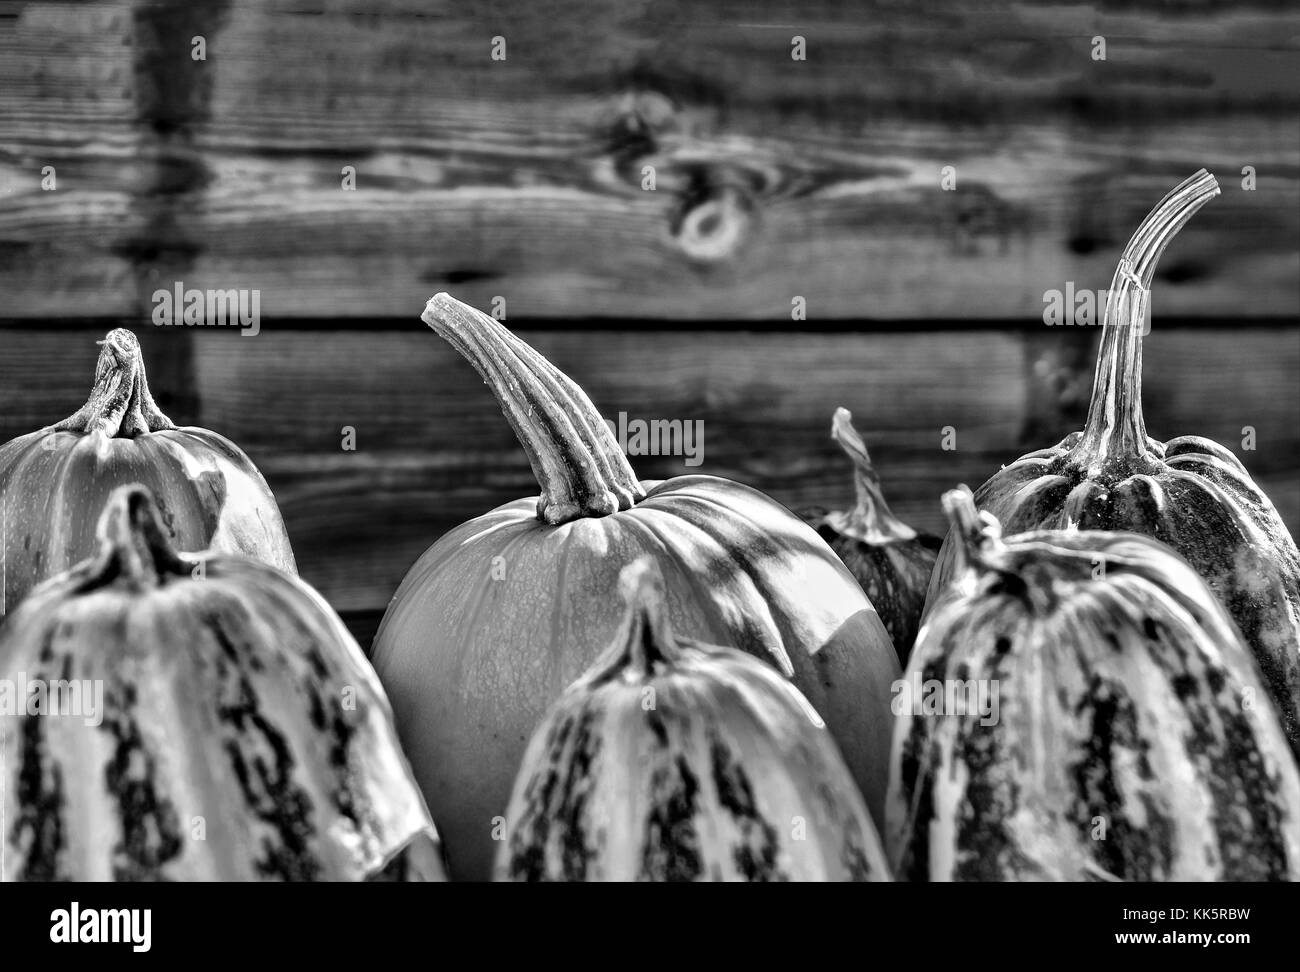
top-left (372, 293), bottom-right (900, 880)
top-left (498, 558), bottom-right (891, 881)
top-left (891, 487), bottom-right (1300, 881)
top-left (924, 170), bottom-right (1300, 758)
top-left (802, 407), bottom-right (940, 666)
top-left (0, 329), bottom-right (295, 616)
top-left (0, 484), bottom-right (442, 881)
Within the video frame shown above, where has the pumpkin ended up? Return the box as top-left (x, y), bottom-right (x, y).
top-left (371, 293), bottom-right (900, 880)
top-left (802, 407), bottom-right (940, 666)
top-left (0, 328), bottom-right (295, 616)
top-left (890, 487), bottom-right (1300, 881)
top-left (497, 558), bottom-right (891, 881)
top-left (0, 484), bottom-right (442, 881)
top-left (924, 170), bottom-right (1300, 757)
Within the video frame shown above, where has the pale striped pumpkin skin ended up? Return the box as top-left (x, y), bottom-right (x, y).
top-left (497, 561), bottom-right (891, 882)
top-left (0, 329), bottom-right (294, 616)
top-left (893, 496), bottom-right (1300, 882)
top-left (0, 486), bottom-right (441, 882)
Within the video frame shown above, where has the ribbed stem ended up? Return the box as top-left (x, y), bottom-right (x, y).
top-left (50, 329), bottom-right (176, 438)
top-left (423, 293), bottom-right (645, 525)
top-left (95, 485), bottom-right (187, 586)
top-left (824, 407), bottom-right (916, 544)
top-left (941, 486), bottom-right (1003, 577)
top-left (1072, 170), bottom-right (1219, 476)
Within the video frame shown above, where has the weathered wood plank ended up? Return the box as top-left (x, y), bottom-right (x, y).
top-left (2, 0), bottom-right (1297, 319)
top-left (0, 325), bottom-right (1294, 611)
top-left (0, 0), bottom-right (141, 313)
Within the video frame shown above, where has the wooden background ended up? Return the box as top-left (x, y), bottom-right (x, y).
top-left (1, 0), bottom-right (1297, 647)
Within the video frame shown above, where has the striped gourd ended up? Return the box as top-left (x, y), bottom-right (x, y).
top-left (0, 485), bottom-right (442, 881)
top-left (497, 558), bottom-right (891, 882)
top-left (890, 487), bottom-right (1300, 881)
top-left (925, 170), bottom-right (1300, 758)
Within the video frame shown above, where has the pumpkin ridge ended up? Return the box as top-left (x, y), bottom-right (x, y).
top-left (545, 522), bottom-right (582, 678)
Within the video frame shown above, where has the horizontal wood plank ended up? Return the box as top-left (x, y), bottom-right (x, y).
top-left (0, 324), bottom-right (1295, 612)
top-left (1, 1), bottom-right (1298, 319)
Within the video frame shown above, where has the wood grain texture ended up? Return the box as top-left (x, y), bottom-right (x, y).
top-left (0, 0), bottom-right (141, 313)
top-left (1, 324), bottom-right (1295, 612)
top-left (2, 0), bottom-right (1298, 319)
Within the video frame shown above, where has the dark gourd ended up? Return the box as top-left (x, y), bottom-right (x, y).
top-left (0, 329), bottom-right (295, 616)
top-left (372, 294), bottom-right (900, 880)
top-left (498, 558), bottom-right (891, 881)
top-left (803, 407), bottom-right (940, 665)
top-left (891, 487), bottom-right (1300, 881)
top-left (0, 485), bottom-right (440, 881)
top-left (924, 170), bottom-right (1300, 756)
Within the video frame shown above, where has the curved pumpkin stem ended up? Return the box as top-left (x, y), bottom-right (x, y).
top-left (423, 294), bottom-right (645, 526)
top-left (1072, 170), bottom-right (1219, 476)
top-left (50, 329), bottom-right (176, 438)
top-left (823, 407), bottom-right (916, 544)
top-left (941, 486), bottom-right (1003, 577)
top-left (95, 484), bottom-right (188, 586)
